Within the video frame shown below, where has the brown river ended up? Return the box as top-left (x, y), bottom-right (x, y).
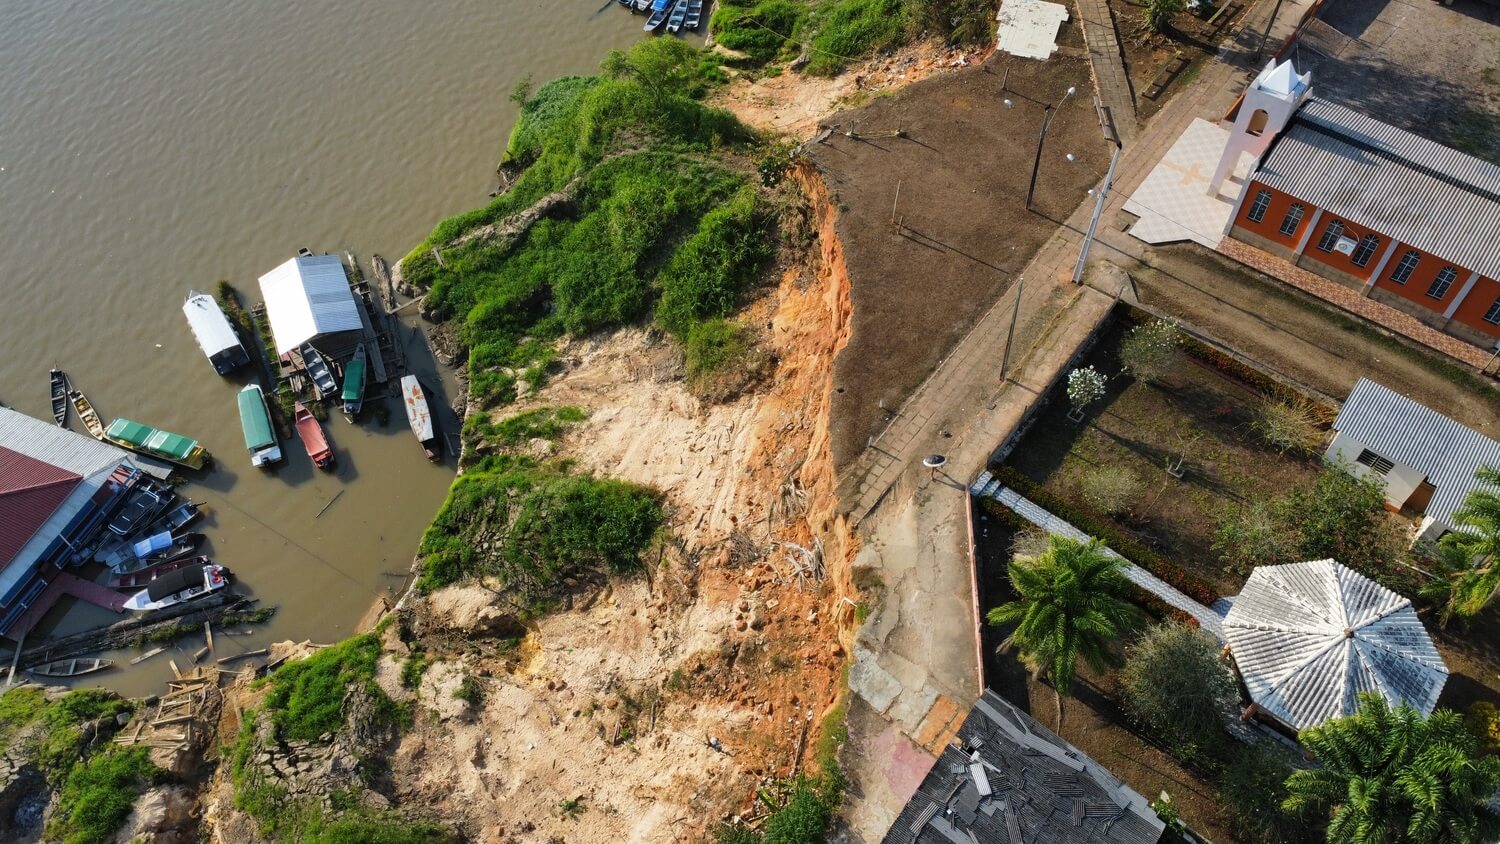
top-left (0, 0), bottom-right (657, 695)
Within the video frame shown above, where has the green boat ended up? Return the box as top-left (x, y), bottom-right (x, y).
top-left (341, 343), bottom-right (367, 422)
top-left (238, 385), bottom-right (284, 467)
top-left (104, 418), bottom-right (210, 470)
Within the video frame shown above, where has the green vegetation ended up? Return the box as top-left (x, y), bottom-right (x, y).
top-left (463, 405), bottom-right (587, 454)
top-left (987, 535), bottom-right (1144, 727)
top-left (46, 746), bottom-right (160, 844)
top-left (1078, 465), bottom-right (1139, 516)
top-left (0, 686), bottom-right (46, 748)
top-left (1120, 622), bottom-right (1237, 756)
top-left (1219, 743), bottom-right (1318, 844)
top-left (684, 318), bottom-right (768, 399)
top-left (262, 634), bottom-right (393, 742)
top-left (1251, 396), bottom-right (1326, 456)
top-left (803, 0), bottom-right (907, 76)
top-left (1118, 318), bottom-right (1181, 383)
top-left (32, 689), bottom-right (136, 779)
top-left (1422, 464), bottom-right (1500, 623)
top-left (711, 0), bottom-right (809, 65)
top-left (417, 455), bottom-right (662, 604)
top-left (1284, 693), bottom-right (1500, 844)
top-left (453, 674), bottom-right (484, 706)
top-left (400, 652), bottom-right (431, 690)
top-left (1144, 0), bottom-right (1186, 32)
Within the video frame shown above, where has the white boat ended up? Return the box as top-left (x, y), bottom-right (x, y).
top-left (400, 374), bottom-right (440, 460)
top-left (123, 564), bottom-right (229, 612)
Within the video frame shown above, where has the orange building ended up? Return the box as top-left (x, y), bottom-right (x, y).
top-left (1221, 92), bottom-right (1500, 349)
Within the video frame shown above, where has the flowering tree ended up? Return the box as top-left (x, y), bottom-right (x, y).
top-left (1066, 366), bottom-right (1107, 415)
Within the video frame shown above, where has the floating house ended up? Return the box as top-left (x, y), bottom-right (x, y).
top-left (1325, 378), bottom-right (1500, 544)
top-left (0, 406), bottom-right (144, 638)
top-left (887, 690), bottom-right (1165, 843)
top-left (258, 254), bottom-right (365, 359)
top-left (237, 385), bottom-right (283, 468)
top-left (182, 290), bottom-right (249, 375)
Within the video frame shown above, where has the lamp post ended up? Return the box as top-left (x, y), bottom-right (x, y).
top-left (1025, 86), bottom-right (1076, 212)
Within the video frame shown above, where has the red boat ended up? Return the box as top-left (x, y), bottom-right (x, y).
top-left (109, 554), bottom-right (209, 590)
top-left (293, 402), bottom-right (335, 468)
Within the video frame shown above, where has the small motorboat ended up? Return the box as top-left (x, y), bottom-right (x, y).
top-left (109, 555), bottom-right (209, 590)
top-left (301, 345), bottom-right (338, 399)
top-left (665, 0), bottom-right (688, 33)
top-left (685, 0), bottom-right (703, 30)
top-left (69, 389), bottom-right (105, 440)
top-left (400, 375), bottom-right (441, 461)
top-left (644, 0), bottom-right (670, 31)
top-left (238, 384), bottom-right (283, 467)
top-left (49, 369), bottom-right (68, 426)
top-left (341, 343), bottom-right (367, 421)
top-left (29, 658), bottom-right (113, 678)
top-left (634, 0), bottom-right (650, 10)
top-left (159, 501), bottom-right (201, 533)
top-left (294, 402), bottom-right (335, 468)
top-left (108, 486), bottom-right (167, 536)
top-left (111, 532), bottom-right (205, 574)
top-left (123, 563), bottom-right (229, 612)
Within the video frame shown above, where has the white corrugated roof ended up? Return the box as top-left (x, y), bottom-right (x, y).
top-left (181, 291), bottom-right (242, 357)
top-left (1224, 559), bottom-right (1448, 731)
top-left (1333, 378), bottom-right (1500, 529)
top-left (258, 255), bottom-right (363, 355)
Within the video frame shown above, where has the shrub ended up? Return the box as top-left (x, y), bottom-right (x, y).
top-left (1066, 366), bottom-right (1107, 412)
top-left (805, 0), bottom-right (908, 76)
top-left (1213, 499), bottom-right (1296, 576)
top-left (1121, 623), bottom-right (1237, 752)
top-left (1467, 701), bottom-right (1500, 752)
top-left (46, 746), bottom-right (159, 844)
top-left (1144, 0), bottom-right (1186, 31)
top-left (1219, 743), bottom-right (1318, 844)
top-left (904, 0), bottom-right (997, 45)
top-left (453, 675), bottom-right (484, 706)
top-left (1079, 465), bottom-right (1140, 515)
top-left (1252, 397), bottom-right (1325, 456)
top-left (1119, 319), bottom-right (1181, 383)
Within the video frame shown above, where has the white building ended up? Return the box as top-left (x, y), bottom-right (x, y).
top-left (1325, 378), bottom-right (1500, 544)
top-left (258, 254), bottom-right (364, 358)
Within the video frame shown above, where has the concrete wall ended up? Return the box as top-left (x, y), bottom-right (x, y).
top-left (1324, 432), bottom-right (1425, 510)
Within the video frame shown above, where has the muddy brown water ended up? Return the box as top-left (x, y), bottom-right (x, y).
top-left (0, 0), bottom-right (659, 696)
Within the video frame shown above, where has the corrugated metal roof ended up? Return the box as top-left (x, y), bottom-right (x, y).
top-left (258, 255), bottom-right (363, 355)
top-left (885, 690), bottom-right (1165, 844)
top-left (0, 448), bottom-right (81, 571)
top-left (1332, 378), bottom-right (1500, 529)
top-left (1224, 559), bottom-right (1448, 732)
top-left (1252, 98), bottom-right (1500, 280)
top-left (181, 291), bottom-right (243, 358)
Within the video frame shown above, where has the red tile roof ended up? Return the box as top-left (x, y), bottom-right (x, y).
top-left (0, 446), bottom-right (82, 571)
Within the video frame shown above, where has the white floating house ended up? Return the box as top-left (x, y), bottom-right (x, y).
top-left (182, 291), bottom-right (249, 375)
top-left (258, 254), bottom-right (365, 359)
top-left (1325, 378), bottom-right (1500, 544)
top-left (1223, 559), bottom-right (1448, 734)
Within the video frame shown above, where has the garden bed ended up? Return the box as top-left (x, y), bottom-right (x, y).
top-left (1108, 0), bottom-right (1245, 119)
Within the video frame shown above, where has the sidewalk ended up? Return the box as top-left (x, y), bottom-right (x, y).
top-left (1077, 0), bottom-right (1137, 143)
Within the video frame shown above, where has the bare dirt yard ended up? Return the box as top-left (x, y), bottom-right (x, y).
top-left (806, 51), bottom-right (1112, 470)
top-left (1108, 0), bottom-right (1249, 119)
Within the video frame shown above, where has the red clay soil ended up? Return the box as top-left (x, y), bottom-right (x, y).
top-left (807, 52), bottom-right (1111, 470)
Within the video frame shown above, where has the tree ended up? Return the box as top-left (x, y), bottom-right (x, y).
top-left (1066, 366), bottom-right (1107, 416)
top-left (1221, 743), bottom-right (1320, 844)
top-left (986, 535), bottom-right (1143, 728)
top-left (1120, 622), bottom-right (1237, 752)
top-left (1144, 0), bottom-right (1186, 32)
top-left (600, 37), bottom-right (705, 96)
top-left (1425, 464), bottom-right (1500, 622)
top-left (1283, 693), bottom-right (1500, 844)
top-left (1119, 319), bottom-right (1180, 383)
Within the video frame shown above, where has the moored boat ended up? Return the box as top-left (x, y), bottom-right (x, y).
top-left (238, 384), bottom-right (283, 467)
top-left (634, 0), bottom-right (650, 11)
top-left (644, 0), bottom-right (669, 30)
top-left (123, 563), bottom-right (229, 612)
top-left (685, 0), bottom-right (703, 30)
top-left (294, 402), bottom-right (335, 468)
top-left (400, 375), bottom-right (441, 460)
top-left (665, 0), bottom-right (688, 33)
top-left (341, 344), bottom-right (367, 421)
top-left (301, 344), bottom-right (338, 399)
top-left (112, 532), bottom-right (205, 574)
top-left (104, 418), bottom-right (210, 470)
top-left (49, 369), bottom-right (68, 426)
top-left (69, 389), bottom-right (105, 440)
top-left (160, 501), bottom-right (201, 533)
top-left (182, 290), bottom-right (250, 375)
top-left (29, 658), bottom-right (113, 678)
top-left (109, 555), bottom-right (209, 590)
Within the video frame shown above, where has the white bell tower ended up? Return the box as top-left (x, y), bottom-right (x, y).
top-left (1209, 59), bottom-right (1312, 196)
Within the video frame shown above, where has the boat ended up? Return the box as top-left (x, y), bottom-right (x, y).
top-left (49, 369), bottom-right (68, 426)
top-left (301, 344), bottom-right (338, 399)
top-left (182, 290), bottom-right (250, 375)
top-left (108, 485), bottom-right (167, 536)
top-left (123, 564), bottom-right (229, 612)
top-left (294, 402), bottom-right (335, 468)
top-left (104, 418), bottom-right (210, 470)
top-left (237, 385), bottom-right (283, 467)
top-left (28, 658), bottom-right (113, 678)
top-left (400, 375), bottom-right (441, 460)
top-left (159, 501), bottom-right (201, 533)
top-left (111, 533), bottom-right (205, 574)
top-left (665, 0), bottom-right (688, 33)
top-left (617, 0), bottom-right (633, 8)
top-left (634, 0), bottom-right (650, 10)
top-left (109, 555), bottom-right (209, 590)
top-left (69, 389), bottom-right (105, 440)
top-left (685, 0), bottom-right (703, 30)
top-left (340, 344), bottom-right (367, 421)
top-left (644, 0), bottom-right (669, 31)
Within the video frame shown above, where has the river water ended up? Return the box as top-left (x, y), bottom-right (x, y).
top-left (0, 0), bottom-right (652, 695)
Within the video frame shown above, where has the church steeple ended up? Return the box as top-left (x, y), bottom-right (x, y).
top-left (1209, 59), bottom-right (1313, 196)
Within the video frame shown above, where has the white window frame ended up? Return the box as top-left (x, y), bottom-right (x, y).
top-left (1426, 267), bottom-right (1458, 300)
top-left (1389, 250), bottom-right (1421, 284)
top-left (1278, 204), bottom-right (1304, 236)
top-left (1351, 234), bottom-right (1381, 267)
top-left (1316, 220), bottom-right (1345, 252)
top-left (1247, 189), bottom-right (1272, 224)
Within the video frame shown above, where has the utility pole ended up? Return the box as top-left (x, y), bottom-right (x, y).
top-left (999, 276), bottom-right (1025, 382)
top-left (1025, 86), bottom-right (1076, 212)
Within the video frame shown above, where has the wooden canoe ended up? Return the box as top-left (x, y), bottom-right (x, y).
top-left (69, 389), bottom-right (106, 440)
top-left (50, 369), bottom-right (68, 426)
top-left (29, 657), bottom-right (113, 678)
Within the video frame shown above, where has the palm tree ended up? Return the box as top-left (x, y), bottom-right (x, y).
top-left (1283, 693), bottom-right (1500, 844)
top-left (986, 535), bottom-right (1142, 729)
top-left (1427, 464), bottom-right (1500, 623)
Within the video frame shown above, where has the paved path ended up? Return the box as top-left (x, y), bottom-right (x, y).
top-left (971, 472), bottom-right (1228, 640)
top-left (1077, 0), bottom-right (1137, 143)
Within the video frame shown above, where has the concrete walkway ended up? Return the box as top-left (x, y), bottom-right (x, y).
top-left (1077, 0), bottom-right (1137, 143)
top-left (971, 472), bottom-right (1229, 640)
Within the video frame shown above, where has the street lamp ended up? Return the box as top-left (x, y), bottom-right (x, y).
top-left (922, 454), bottom-right (948, 480)
top-left (1025, 85), bottom-right (1077, 211)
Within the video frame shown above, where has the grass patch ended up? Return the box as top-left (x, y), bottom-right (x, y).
top-left (804, 0), bottom-right (907, 76)
top-left (463, 405), bottom-right (587, 454)
top-left (0, 686), bottom-right (47, 748)
top-left (262, 634), bottom-right (392, 742)
top-left (711, 0), bottom-right (809, 66)
top-left (45, 746), bottom-right (161, 844)
top-left (400, 652), bottom-right (431, 690)
top-left (453, 675), bottom-right (484, 706)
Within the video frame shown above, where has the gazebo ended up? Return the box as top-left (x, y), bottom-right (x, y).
top-left (1223, 559), bottom-right (1448, 733)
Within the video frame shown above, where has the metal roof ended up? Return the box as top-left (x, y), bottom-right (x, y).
top-left (181, 291), bottom-right (243, 357)
top-left (1224, 559), bottom-right (1448, 732)
top-left (886, 690), bottom-right (1165, 844)
top-left (258, 255), bottom-right (363, 355)
top-left (1332, 378), bottom-right (1500, 530)
top-left (0, 448), bottom-right (81, 571)
top-left (1252, 98), bottom-right (1500, 280)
